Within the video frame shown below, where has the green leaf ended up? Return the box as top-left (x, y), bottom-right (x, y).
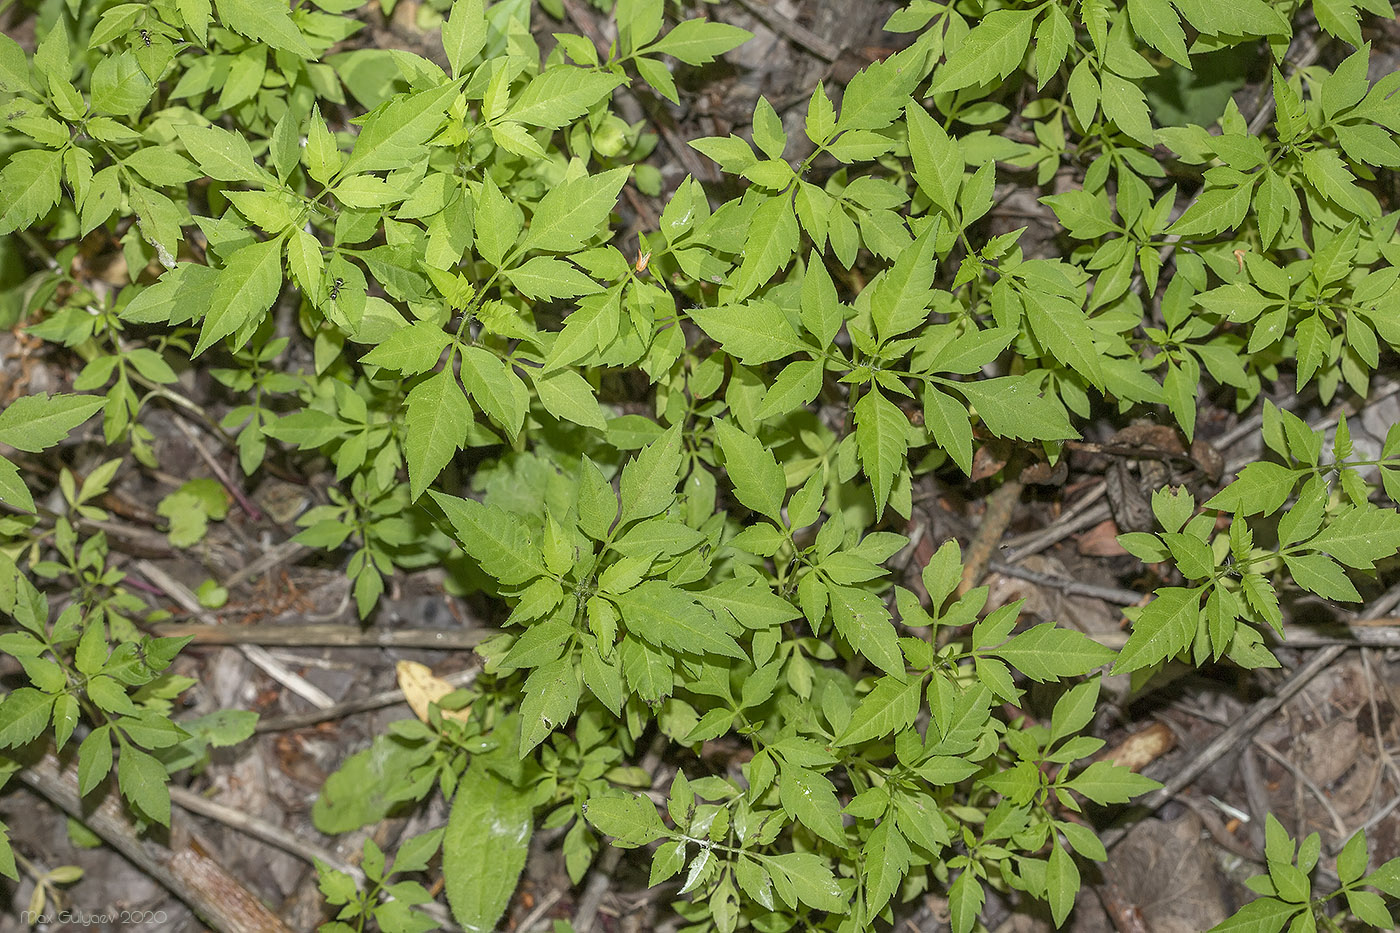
top-left (344, 81), bottom-right (461, 175)
top-left (506, 67), bottom-right (623, 129)
top-left (853, 387), bottom-right (911, 521)
top-left (1046, 843), bottom-right (1080, 927)
top-left (830, 584), bottom-right (904, 677)
top-left (360, 320), bottom-right (451, 375)
top-left (872, 219), bottom-right (939, 342)
top-left (834, 674), bottom-right (922, 746)
top-left (584, 791), bottom-right (670, 846)
top-left (531, 368), bottom-right (607, 431)
top-left (949, 870), bottom-right (985, 933)
top-left (0, 149), bottom-right (62, 236)
top-left (650, 19), bottom-right (751, 64)
top-left (992, 623), bottom-right (1116, 682)
top-left (619, 425), bottom-right (682, 524)
top-left (213, 0), bottom-right (314, 55)
top-left (506, 256), bottom-right (603, 299)
top-left (953, 376), bottom-right (1077, 442)
top-left (779, 764), bottom-right (846, 845)
top-left (0, 688), bottom-right (52, 748)
top-left (1127, 0), bottom-right (1189, 66)
top-left (766, 852), bottom-right (847, 913)
top-left (442, 0), bottom-right (486, 77)
top-left (443, 763), bottom-right (534, 933)
top-left (174, 123), bottom-right (266, 184)
top-left (613, 580), bottom-right (746, 659)
top-left (729, 196), bottom-right (799, 302)
top-left (405, 371), bottom-right (474, 501)
top-left (0, 393), bottom-right (104, 452)
top-left (922, 387), bottom-right (973, 476)
top-left (523, 167), bottom-right (630, 253)
top-left (519, 657), bottom-right (580, 752)
top-left (1114, 586), bottom-right (1204, 672)
top-left (1204, 896), bottom-right (1297, 933)
top-left (1301, 149), bottom-right (1378, 218)
top-left (1307, 506), bottom-right (1400, 570)
top-left (906, 104), bottom-right (961, 216)
top-left (691, 299), bottom-right (808, 365)
top-left (194, 238), bottom-right (284, 356)
top-left (713, 419), bottom-right (785, 520)
top-left (929, 9), bottom-right (1036, 94)
top-left (1041, 189), bottom-right (1116, 239)
top-left (430, 492), bottom-right (546, 586)
top-left (0, 457), bottom-right (33, 513)
top-left (1066, 760), bottom-right (1162, 805)
top-left (117, 745), bottom-right (170, 825)
top-left (1205, 462), bottom-right (1297, 515)
top-left (459, 346), bottom-right (527, 441)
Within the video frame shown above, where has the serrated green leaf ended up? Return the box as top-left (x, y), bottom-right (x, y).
top-left (194, 237), bottom-right (284, 356)
top-left (523, 167), bottom-right (629, 253)
top-left (405, 371), bottom-right (474, 500)
top-left (213, 0), bottom-right (314, 55)
top-left (443, 763), bottom-right (533, 933)
top-left (713, 418), bottom-right (785, 520)
top-left (992, 623), bottom-right (1116, 682)
top-left (650, 19), bottom-right (751, 64)
top-left (174, 123), bottom-right (266, 184)
top-left (929, 9), bottom-right (1035, 95)
top-left (0, 393), bottom-right (105, 452)
top-left (613, 580), bottom-right (745, 659)
top-left (854, 387), bottom-right (910, 521)
top-left (953, 376), bottom-right (1077, 442)
top-left (506, 67), bottom-right (623, 130)
top-left (430, 492), bottom-right (546, 586)
top-left (1114, 586), bottom-right (1203, 672)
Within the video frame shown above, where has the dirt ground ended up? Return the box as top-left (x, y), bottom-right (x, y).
top-left (3, 2), bottom-right (1400, 932)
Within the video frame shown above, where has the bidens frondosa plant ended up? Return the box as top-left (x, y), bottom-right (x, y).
top-left (2, 0), bottom-right (1400, 930)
